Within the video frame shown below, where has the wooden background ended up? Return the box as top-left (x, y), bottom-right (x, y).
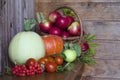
top-left (1, 0), bottom-right (120, 80)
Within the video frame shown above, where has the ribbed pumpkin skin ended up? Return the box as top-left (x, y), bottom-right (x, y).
top-left (42, 35), bottom-right (64, 56)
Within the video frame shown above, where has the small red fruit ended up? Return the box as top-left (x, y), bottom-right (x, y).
top-left (38, 57), bottom-right (48, 65)
top-left (55, 56), bottom-right (64, 65)
top-left (25, 58), bottom-right (36, 66)
top-left (81, 42), bottom-right (89, 52)
top-left (45, 62), bottom-right (57, 73)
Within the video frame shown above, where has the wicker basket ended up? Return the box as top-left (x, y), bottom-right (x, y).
top-left (37, 6), bottom-right (83, 43)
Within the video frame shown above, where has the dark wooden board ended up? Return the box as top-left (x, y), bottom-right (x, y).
top-left (0, 63), bottom-right (84, 80)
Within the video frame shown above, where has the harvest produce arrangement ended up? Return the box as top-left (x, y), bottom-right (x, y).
top-left (1, 7), bottom-right (99, 77)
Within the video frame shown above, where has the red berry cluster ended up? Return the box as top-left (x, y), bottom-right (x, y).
top-left (12, 62), bottom-right (43, 76)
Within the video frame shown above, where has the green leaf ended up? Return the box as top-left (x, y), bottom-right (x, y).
top-left (69, 43), bottom-right (74, 49)
top-left (24, 18), bottom-right (36, 31)
top-left (89, 43), bottom-right (100, 47)
top-left (56, 66), bottom-right (64, 72)
top-left (86, 35), bottom-right (96, 42)
top-left (83, 33), bottom-right (96, 42)
top-left (74, 43), bottom-right (81, 56)
top-left (77, 57), bottom-right (96, 65)
top-left (63, 8), bottom-right (76, 18)
top-left (89, 47), bottom-right (96, 56)
top-left (64, 43), bottom-right (69, 50)
top-left (84, 33), bottom-right (91, 40)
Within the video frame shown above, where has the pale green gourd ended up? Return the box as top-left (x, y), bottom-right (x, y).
top-left (8, 31), bottom-right (45, 64)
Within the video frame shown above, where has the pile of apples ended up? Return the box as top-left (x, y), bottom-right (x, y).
top-left (39, 11), bottom-right (81, 38)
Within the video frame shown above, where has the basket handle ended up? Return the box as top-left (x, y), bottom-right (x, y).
top-left (54, 6), bottom-right (83, 43)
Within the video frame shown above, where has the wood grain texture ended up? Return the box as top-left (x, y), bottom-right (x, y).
top-left (36, 0), bottom-right (120, 2)
top-left (83, 21), bottom-right (120, 40)
top-left (1, 0), bottom-right (24, 72)
top-left (0, 63), bottom-right (84, 80)
top-left (81, 76), bottom-right (120, 80)
top-left (0, 0), bottom-right (2, 72)
top-left (0, 0), bottom-right (35, 72)
top-left (35, 2), bottom-right (120, 20)
top-left (94, 40), bottom-right (120, 59)
top-left (24, 0), bottom-right (35, 18)
top-left (82, 60), bottom-right (120, 78)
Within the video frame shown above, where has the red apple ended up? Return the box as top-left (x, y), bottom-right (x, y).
top-left (49, 27), bottom-right (62, 36)
top-left (39, 21), bottom-right (53, 33)
top-left (68, 21), bottom-right (81, 36)
top-left (55, 16), bottom-right (69, 30)
top-left (48, 11), bottom-right (61, 23)
top-left (61, 31), bottom-right (70, 38)
top-left (66, 16), bottom-right (75, 26)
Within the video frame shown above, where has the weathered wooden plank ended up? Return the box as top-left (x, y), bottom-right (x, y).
top-left (94, 40), bottom-right (120, 59)
top-left (81, 76), bottom-right (120, 80)
top-left (0, 63), bottom-right (84, 80)
top-left (36, 0), bottom-right (120, 2)
top-left (36, 2), bottom-right (120, 20)
top-left (1, 0), bottom-right (35, 72)
top-left (1, 0), bottom-right (10, 72)
top-left (59, 0), bottom-right (120, 2)
top-left (0, 0), bottom-right (1, 73)
top-left (83, 21), bottom-right (120, 40)
top-left (36, 0), bottom-right (59, 2)
top-left (0, 0), bottom-right (3, 72)
top-left (82, 60), bottom-right (120, 78)
top-left (0, 22), bottom-right (1, 72)
top-left (24, 0), bottom-right (35, 18)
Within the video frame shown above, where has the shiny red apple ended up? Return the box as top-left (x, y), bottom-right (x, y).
top-left (48, 11), bottom-right (61, 23)
top-left (55, 16), bottom-right (69, 30)
top-left (68, 21), bottom-right (81, 36)
top-left (39, 21), bottom-right (53, 33)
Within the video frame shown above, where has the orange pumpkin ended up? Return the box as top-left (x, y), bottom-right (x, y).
top-left (42, 35), bottom-right (64, 56)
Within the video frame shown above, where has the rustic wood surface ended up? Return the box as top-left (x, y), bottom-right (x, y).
top-left (35, 2), bottom-right (120, 21)
top-left (35, 0), bottom-right (120, 2)
top-left (0, 0), bottom-right (34, 72)
top-left (0, 20), bottom-right (1, 72)
top-left (0, 63), bottom-right (84, 80)
top-left (82, 60), bottom-right (120, 80)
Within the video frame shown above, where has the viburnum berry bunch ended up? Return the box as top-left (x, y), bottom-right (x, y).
top-left (11, 58), bottom-right (43, 76)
